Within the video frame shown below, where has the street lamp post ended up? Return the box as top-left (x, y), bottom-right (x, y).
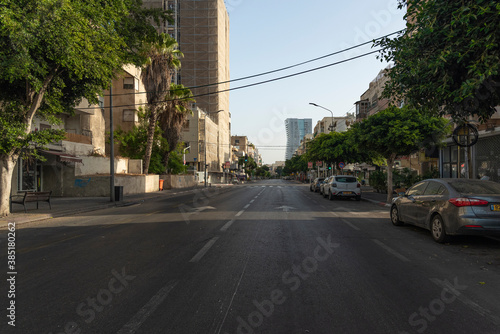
top-left (183, 146), bottom-right (190, 165)
top-left (203, 109), bottom-right (223, 187)
top-left (309, 103), bottom-right (334, 131)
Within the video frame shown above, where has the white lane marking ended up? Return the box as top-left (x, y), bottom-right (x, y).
top-left (249, 200), bottom-right (255, 203)
top-left (341, 218), bottom-right (360, 231)
top-left (236, 210), bottom-right (244, 217)
top-left (116, 280), bottom-right (178, 334)
top-left (244, 204), bottom-right (250, 209)
top-left (429, 278), bottom-right (500, 326)
top-left (189, 237), bottom-right (220, 263)
top-left (220, 219), bottom-right (235, 232)
top-left (372, 239), bottom-right (410, 262)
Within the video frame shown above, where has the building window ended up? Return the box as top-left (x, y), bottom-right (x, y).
top-left (182, 120), bottom-right (190, 131)
top-left (123, 110), bottom-right (138, 122)
top-left (123, 77), bottom-right (135, 90)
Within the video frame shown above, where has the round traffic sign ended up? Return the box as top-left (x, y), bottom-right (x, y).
top-left (339, 162), bottom-right (345, 169)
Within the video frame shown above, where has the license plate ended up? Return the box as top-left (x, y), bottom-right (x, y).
top-left (491, 204), bottom-right (500, 211)
top-left (343, 192), bottom-right (353, 195)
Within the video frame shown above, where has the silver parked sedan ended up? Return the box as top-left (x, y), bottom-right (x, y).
top-left (390, 178), bottom-right (500, 243)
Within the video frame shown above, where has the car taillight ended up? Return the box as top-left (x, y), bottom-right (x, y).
top-left (449, 198), bottom-right (489, 207)
top-left (357, 183), bottom-right (361, 188)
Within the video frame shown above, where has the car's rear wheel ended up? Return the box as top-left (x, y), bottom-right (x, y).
top-left (431, 215), bottom-right (449, 243)
top-left (328, 191), bottom-right (333, 200)
top-left (391, 205), bottom-right (404, 226)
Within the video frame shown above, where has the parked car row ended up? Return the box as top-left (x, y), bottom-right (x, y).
top-left (310, 176), bottom-right (500, 244)
top-left (310, 176), bottom-right (361, 201)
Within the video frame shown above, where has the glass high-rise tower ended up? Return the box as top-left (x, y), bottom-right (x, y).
top-left (285, 118), bottom-right (312, 161)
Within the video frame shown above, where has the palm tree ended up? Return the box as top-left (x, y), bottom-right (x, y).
top-left (158, 84), bottom-right (195, 167)
top-left (141, 33), bottom-right (183, 174)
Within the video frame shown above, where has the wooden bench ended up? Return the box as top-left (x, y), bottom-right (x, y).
top-left (10, 191), bottom-right (52, 213)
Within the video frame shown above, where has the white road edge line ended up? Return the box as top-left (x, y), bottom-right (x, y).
top-left (116, 280), bottom-right (178, 334)
top-left (372, 239), bottom-right (410, 262)
top-left (430, 278), bottom-right (500, 326)
top-left (341, 218), bottom-right (360, 231)
top-left (236, 210), bottom-right (244, 217)
top-left (220, 219), bottom-right (235, 232)
top-left (189, 237), bottom-right (220, 263)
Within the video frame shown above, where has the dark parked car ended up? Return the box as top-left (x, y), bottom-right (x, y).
top-left (310, 177), bottom-right (325, 192)
top-left (391, 178), bottom-right (500, 243)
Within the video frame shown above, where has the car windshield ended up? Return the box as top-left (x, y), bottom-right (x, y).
top-left (335, 177), bottom-right (357, 183)
top-left (448, 180), bottom-right (500, 194)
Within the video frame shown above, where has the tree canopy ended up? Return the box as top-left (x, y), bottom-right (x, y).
top-left (0, 0), bottom-right (169, 216)
top-left (351, 105), bottom-right (449, 202)
top-left (375, 0), bottom-right (500, 122)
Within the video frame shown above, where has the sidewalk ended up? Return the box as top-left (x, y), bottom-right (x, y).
top-left (360, 186), bottom-right (394, 207)
top-left (1, 185), bottom-right (232, 228)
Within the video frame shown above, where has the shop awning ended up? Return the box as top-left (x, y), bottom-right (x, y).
top-left (40, 150), bottom-right (83, 164)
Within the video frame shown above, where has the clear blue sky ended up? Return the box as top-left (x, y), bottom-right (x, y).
top-left (227, 0), bottom-right (407, 164)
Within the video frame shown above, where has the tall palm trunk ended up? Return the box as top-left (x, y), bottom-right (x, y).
top-left (143, 108), bottom-right (159, 174)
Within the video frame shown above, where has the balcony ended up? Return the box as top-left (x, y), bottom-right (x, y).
top-left (64, 132), bottom-right (92, 145)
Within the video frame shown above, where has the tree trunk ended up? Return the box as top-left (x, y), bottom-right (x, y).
top-left (386, 154), bottom-right (396, 204)
top-left (0, 154), bottom-right (18, 217)
top-left (143, 110), bottom-right (158, 175)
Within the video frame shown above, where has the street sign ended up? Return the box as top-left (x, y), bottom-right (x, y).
top-left (339, 162), bottom-right (345, 169)
top-left (308, 162), bottom-right (313, 169)
top-left (316, 161), bottom-right (323, 167)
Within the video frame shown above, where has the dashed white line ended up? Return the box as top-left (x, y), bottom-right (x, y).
top-left (341, 218), bottom-right (360, 231)
top-left (244, 204), bottom-right (250, 209)
top-left (220, 219), bottom-right (235, 232)
top-left (190, 237), bottom-right (220, 263)
top-left (250, 200), bottom-right (255, 203)
top-left (236, 210), bottom-right (244, 217)
top-left (372, 239), bottom-right (410, 262)
top-left (116, 280), bottom-right (178, 334)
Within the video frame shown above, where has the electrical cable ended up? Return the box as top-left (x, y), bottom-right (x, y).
top-left (103, 29), bottom-right (404, 98)
top-left (79, 48), bottom-right (383, 110)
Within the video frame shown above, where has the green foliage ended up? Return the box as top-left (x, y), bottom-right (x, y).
top-left (351, 106), bottom-right (450, 160)
top-left (305, 130), bottom-right (378, 167)
top-left (114, 111), bottom-right (169, 175)
top-left (283, 155), bottom-right (308, 175)
top-left (0, 0), bottom-right (168, 158)
top-left (369, 170), bottom-right (387, 192)
top-left (375, 0), bottom-right (500, 122)
top-left (166, 149), bottom-right (187, 175)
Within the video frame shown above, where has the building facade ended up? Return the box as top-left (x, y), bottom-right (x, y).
top-left (285, 118), bottom-right (312, 160)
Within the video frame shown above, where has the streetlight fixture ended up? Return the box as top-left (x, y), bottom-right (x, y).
top-left (309, 103), bottom-right (334, 131)
top-left (203, 109), bottom-right (223, 187)
top-left (183, 146), bottom-right (190, 165)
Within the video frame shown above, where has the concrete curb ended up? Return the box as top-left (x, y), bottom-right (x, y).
top-left (1, 185), bottom-right (236, 229)
top-left (361, 197), bottom-right (391, 208)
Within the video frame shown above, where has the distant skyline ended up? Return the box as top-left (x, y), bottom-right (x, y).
top-left (228, 0), bottom-right (407, 164)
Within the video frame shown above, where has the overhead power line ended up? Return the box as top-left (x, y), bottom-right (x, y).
top-left (80, 48), bottom-right (383, 110)
top-left (103, 29), bottom-right (404, 98)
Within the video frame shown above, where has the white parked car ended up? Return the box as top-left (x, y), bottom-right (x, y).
top-left (323, 175), bottom-right (361, 201)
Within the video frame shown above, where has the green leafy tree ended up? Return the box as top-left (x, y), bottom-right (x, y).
top-left (166, 148), bottom-right (187, 175)
top-left (114, 111), bottom-right (168, 175)
top-left (141, 33), bottom-right (182, 174)
top-left (351, 105), bottom-right (450, 203)
top-left (0, 0), bottom-right (167, 216)
top-left (305, 131), bottom-right (378, 171)
top-left (375, 0), bottom-right (500, 122)
top-left (283, 155), bottom-right (308, 176)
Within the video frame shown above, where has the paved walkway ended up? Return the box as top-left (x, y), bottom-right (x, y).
top-left (0, 186), bottom-right (218, 228)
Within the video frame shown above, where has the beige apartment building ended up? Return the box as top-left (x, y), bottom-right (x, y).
top-left (143, 0), bottom-right (231, 173)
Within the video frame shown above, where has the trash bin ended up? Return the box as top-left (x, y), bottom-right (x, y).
top-left (159, 179), bottom-right (164, 191)
top-left (114, 186), bottom-right (123, 202)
